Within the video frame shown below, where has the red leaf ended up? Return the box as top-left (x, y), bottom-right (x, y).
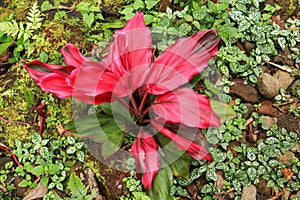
top-left (61, 44), bottom-right (90, 67)
top-left (148, 30), bottom-right (220, 94)
top-left (131, 131), bottom-right (160, 189)
top-left (39, 73), bottom-right (73, 98)
top-left (102, 12), bottom-right (152, 82)
top-left (151, 120), bottom-right (213, 162)
top-left (152, 88), bottom-right (220, 128)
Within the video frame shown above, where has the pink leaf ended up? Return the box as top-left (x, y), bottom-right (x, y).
top-left (148, 30), bottom-right (219, 94)
top-left (152, 88), bottom-right (220, 128)
top-left (151, 120), bottom-right (213, 162)
top-left (39, 73), bottom-right (73, 98)
top-left (131, 131), bottom-right (160, 189)
top-left (61, 44), bottom-right (91, 67)
top-left (102, 12), bottom-right (152, 86)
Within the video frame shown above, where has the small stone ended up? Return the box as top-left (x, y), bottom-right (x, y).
top-left (280, 151), bottom-right (295, 167)
top-left (257, 73), bottom-right (280, 99)
top-left (273, 70), bottom-right (295, 89)
top-left (262, 116), bottom-right (278, 128)
top-left (258, 100), bottom-right (278, 116)
top-left (257, 177), bottom-right (272, 197)
top-left (230, 79), bottom-right (259, 103)
top-left (236, 42), bottom-right (245, 52)
top-left (241, 185), bottom-right (257, 200)
top-left (243, 41), bottom-right (256, 55)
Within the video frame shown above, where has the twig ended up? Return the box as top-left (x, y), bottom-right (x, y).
top-left (263, 60), bottom-right (293, 73)
top-left (0, 115), bottom-right (31, 125)
top-left (244, 117), bottom-right (253, 126)
top-left (274, 98), bottom-right (298, 107)
top-left (266, 190), bottom-right (283, 200)
top-left (9, 153), bottom-right (23, 167)
top-left (46, 3), bottom-right (76, 13)
top-left (273, 104), bottom-right (284, 113)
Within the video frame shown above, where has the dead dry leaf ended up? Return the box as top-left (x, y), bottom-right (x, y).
top-left (23, 182), bottom-right (48, 200)
top-left (282, 168), bottom-right (294, 180)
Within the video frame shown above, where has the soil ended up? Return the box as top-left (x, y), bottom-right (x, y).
top-left (0, 0), bottom-right (299, 200)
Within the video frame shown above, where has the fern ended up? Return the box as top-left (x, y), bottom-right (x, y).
top-left (67, 172), bottom-right (96, 200)
top-left (0, 2), bottom-right (42, 41)
top-left (26, 2), bottom-right (43, 30)
top-left (0, 21), bottom-right (20, 38)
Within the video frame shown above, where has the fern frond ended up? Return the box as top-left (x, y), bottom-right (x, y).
top-left (68, 172), bottom-right (89, 197)
top-left (0, 21), bottom-right (20, 38)
top-left (26, 2), bottom-right (43, 30)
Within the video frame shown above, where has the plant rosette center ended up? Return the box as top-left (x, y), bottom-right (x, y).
top-left (24, 12), bottom-right (221, 197)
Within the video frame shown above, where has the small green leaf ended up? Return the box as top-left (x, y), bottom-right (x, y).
top-left (206, 168), bottom-right (218, 182)
top-left (149, 166), bottom-right (173, 200)
top-left (210, 100), bottom-right (236, 123)
top-left (18, 180), bottom-right (30, 187)
top-left (266, 180), bottom-right (275, 187)
top-left (30, 166), bottom-right (44, 176)
top-left (247, 167), bottom-right (257, 180)
top-left (40, 176), bottom-right (49, 187)
top-left (66, 146), bottom-right (76, 154)
top-left (201, 184), bottom-right (212, 193)
top-left (0, 42), bottom-right (12, 56)
top-left (133, 0), bottom-right (145, 10)
top-left (56, 183), bottom-right (63, 191)
top-left (82, 12), bottom-right (94, 28)
top-left (49, 164), bottom-right (60, 175)
top-left (145, 0), bottom-right (159, 10)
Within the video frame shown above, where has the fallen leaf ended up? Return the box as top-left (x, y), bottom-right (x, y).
top-left (282, 168), bottom-right (294, 180)
top-left (23, 182), bottom-right (48, 200)
top-left (56, 124), bottom-right (65, 136)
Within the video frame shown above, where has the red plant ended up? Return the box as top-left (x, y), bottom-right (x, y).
top-left (25, 12), bottom-right (220, 190)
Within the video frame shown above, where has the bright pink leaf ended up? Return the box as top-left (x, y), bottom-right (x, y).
top-left (152, 88), bottom-right (220, 128)
top-left (151, 120), bottom-right (213, 162)
top-left (38, 74), bottom-right (73, 98)
top-left (147, 30), bottom-right (219, 94)
top-left (101, 12), bottom-right (152, 92)
top-left (131, 131), bottom-right (160, 189)
top-left (61, 44), bottom-right (91, 67)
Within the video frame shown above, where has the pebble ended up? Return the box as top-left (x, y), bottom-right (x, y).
top-left (273, 70), bottom-right (295, 90)
top-left (257, 73), bottom-right (280, 99)
top-left (241, 185), bottom-right (257, 200)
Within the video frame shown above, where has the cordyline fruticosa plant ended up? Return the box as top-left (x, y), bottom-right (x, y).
top-left (24, 12), bottom-right (221, 198)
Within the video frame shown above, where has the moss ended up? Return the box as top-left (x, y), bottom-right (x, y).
top-left (0, 63), bottom-right (73, 147)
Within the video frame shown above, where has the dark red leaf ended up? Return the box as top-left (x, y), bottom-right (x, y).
top-left (152, 88), bottom-right (220, 128)
top-left (151, 120), bottom-right (213, 162)
top-left (131, 131), bottom-right (160, 189)
top-left (147, 30), bottom-right (219, 94)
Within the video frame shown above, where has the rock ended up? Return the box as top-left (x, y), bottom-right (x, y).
top-left (280, 151), bottom-right (295, 167)
top-left (241, 185), bottom-right (257, 200)
top-left (230, 79), bottom-right (259, 103)
top-left (256, 177), bottom-right (272, 197)
top-left (262, 116), bottom-right (278, 128)
top-left (243, 41), bottom-right (256, 55)
top-left (236, 42), bottom-right (245, 52)
top-left (257, 73), bottom-right (280, 99)
top-left (258, 100), bottom-right (278, 116)
top-left (273, 70), bottom-right (295, 89)
top-left (281, 187), bottom-right (291, 200)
